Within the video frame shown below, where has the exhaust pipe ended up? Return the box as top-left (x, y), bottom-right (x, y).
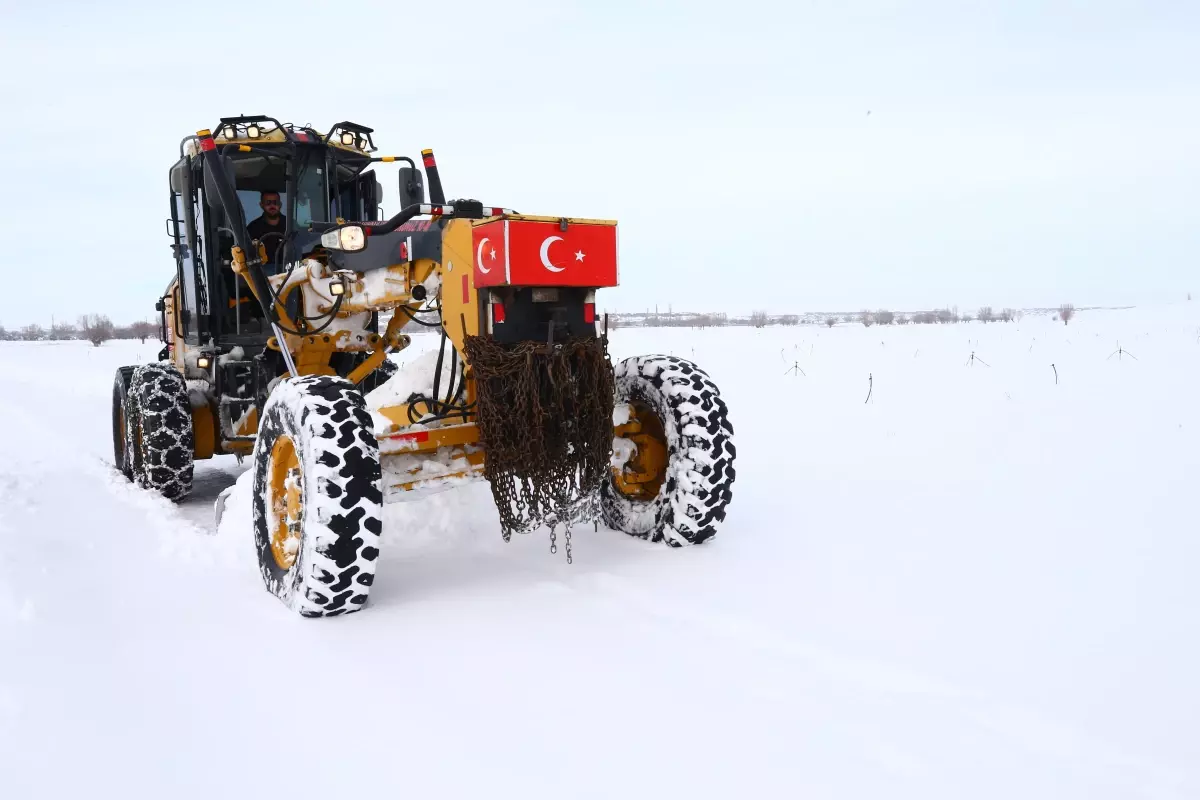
top-left (421, 148), bottom-right (446, 204)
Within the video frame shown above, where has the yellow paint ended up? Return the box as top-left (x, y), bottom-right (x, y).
top-left (612, 401), bottom-right (668, 498)
top-left (484, 213), bottom-right (618, 227)
top-left (384, 448), bottom-right (485, 494)
top-left (292, 331), bottom-right (349, 377)
top-left (162, 280), bottom-right (185, 370)
top-left (374, 419), bottom-right (480, 452)
top-left (333, 259), bottom-right (434, 316)
top-left (346, 349), bottom-right (387, 386)
top-left (267, 435), bottom-right (302, 571)
top-left (438, 218), bottom-right (480, 360)
top-left (213, 127), bottom-right (288, 146)
top-left (234, 407), bottom-right (259, 439)
top-left (192, 404), bottom-right (215, 460)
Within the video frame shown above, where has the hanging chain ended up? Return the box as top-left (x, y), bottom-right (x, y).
top-left (462, 333), bottom-right (615, 559)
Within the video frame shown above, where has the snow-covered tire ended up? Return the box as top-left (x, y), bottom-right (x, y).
top-left (127, 363), bottom-right (194, 501)
top-left (252, 375), bottom-right (383, 617)
top-left (111, 366), bottom-right (135, 480)
top-left (601, 355), bottom-right (736, 546)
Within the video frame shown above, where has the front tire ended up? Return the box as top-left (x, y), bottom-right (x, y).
top-left (252, 375), bottom-right (384, 617)
top-left (601, 355), bottom-right (736, 546)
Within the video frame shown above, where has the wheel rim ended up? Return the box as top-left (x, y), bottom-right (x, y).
top-left (612, 400), bottom-right (668, 499)
top-left (267, 435), bottom-right (303, 571)
top-left (114, 404), bottom-right (126, 467)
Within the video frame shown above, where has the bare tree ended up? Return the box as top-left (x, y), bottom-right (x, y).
top-left (825, 316), bottom-right (837, 328)
top-left (1059, 303), bottom-right (1075, 325)
top-left (779, 314), bottom-right (800, 326)
top-left (861, 310), bottom-right (874, 327)
top-left (895, 314), bottom-right (909, 325)
top-left (977, 306), bottom-right (994, 323)
top-left (21, 323), bottom-right (45, 341)
top-left (1000, 308), bottom-right (1015, 322)
top-left (129, 320), bottom-right (156, 343)
top-left (78, 314), bottom-right (115, 347)
top-left (48, 320), bottom-right (78, 340)
top-left (749, 310), bottom-right (769, 328)
top-left (874, 309), bottom-right (895, 325)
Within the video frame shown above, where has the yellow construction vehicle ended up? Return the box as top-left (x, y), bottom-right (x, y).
top-left (112, 116), bottom-right (736, 616)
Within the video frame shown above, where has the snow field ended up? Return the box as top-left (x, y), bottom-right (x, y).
top-left (0, 304), bottom-right (1197, 799)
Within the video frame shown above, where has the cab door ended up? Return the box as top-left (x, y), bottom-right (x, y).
top-left (168, 160), bottom-right (195, 341)
top-left (357, 170), bottom-right (381, 221)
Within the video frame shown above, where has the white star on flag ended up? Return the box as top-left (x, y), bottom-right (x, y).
top-left (489, 248), bottom-right (496, 260)
top-left (574, 250), bottom-right (586, 262)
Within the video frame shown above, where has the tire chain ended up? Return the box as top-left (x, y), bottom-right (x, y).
top-left (462, 333), bottom-right (615, 561)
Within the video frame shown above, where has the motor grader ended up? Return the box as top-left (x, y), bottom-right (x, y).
top-left (113, 115), bottom-right (736, 617)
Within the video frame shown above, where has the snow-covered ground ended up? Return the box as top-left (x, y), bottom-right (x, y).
top-left (2, 304), bottom-right (1198, 799)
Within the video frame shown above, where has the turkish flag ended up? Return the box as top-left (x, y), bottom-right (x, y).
top-left (473, 217), bottom-right (618, 288)
top-left (473, 228), bottom-right (507, 282)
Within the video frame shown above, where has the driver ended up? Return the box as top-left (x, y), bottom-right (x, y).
top-left (246, 190), bottom-right (285, 264)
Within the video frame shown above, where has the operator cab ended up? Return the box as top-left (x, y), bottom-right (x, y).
top-left (165, 117), bottom-right (385, 349)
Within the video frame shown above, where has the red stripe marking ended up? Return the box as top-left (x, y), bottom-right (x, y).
top-left (461, 274), bottom-right (469, 304)
top-left (423, 155), bottom-right (436, 167)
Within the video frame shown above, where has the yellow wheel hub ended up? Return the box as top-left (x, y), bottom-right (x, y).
top-left (612, 400), bottom-right (668, 499)
top-left (267, 435), bottom-right (303, 571)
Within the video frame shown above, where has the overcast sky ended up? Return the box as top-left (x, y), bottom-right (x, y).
top-left (1, 0), bottom-right (1196, 326)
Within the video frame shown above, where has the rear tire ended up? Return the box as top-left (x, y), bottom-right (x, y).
top-left (111, 366), bottom-right (135, 480)
top-left (600, 355), bottom-right (736, 546)
top-left (127, 363), bottom-right (194, 501)
top-left (252, 375), bottom-right (384, 617)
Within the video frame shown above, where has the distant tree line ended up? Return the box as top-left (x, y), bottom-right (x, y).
top-left (608, 303), bottom-right (1076, 330)
top-left (0, 316), bottom-right (156, 346)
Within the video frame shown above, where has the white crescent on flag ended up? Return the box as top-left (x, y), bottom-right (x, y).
top-left (539, 235), bottom-right (565, 272)
top-left (476, 237), bottom-right (490, 273)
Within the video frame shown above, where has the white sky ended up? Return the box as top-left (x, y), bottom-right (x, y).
top-left (1, 0), bottom-right (1196, 326)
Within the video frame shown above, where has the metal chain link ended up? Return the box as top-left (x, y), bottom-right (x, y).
top-left (462, 333), bottom-right (614, 559)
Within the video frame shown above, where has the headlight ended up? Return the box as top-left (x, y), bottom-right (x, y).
top-left (320, 225), bottom-right (366, 252)
top-left (341, 131), bottom-right (355, 146)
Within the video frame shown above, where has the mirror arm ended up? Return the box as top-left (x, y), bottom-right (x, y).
top-left (370, 155), bottom-right (416, 169)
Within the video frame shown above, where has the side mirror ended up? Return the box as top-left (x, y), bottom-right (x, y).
top-left (398, 166), bottom-right (425, 209)
top-left (170, 162), bottom-right (189, 194)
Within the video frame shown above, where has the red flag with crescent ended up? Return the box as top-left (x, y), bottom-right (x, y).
top-left (473, 218), bottom-right (618, 288)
